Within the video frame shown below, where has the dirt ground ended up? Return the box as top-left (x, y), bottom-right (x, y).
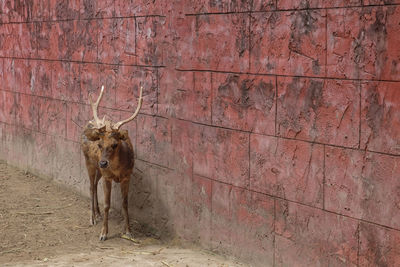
top-left (0, 161), bottom-right (244, 266)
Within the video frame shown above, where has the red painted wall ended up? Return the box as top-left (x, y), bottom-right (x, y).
top-left (1, 0), bottom-right (400, 266)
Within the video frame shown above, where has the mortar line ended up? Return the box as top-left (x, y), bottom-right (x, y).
top-left (78, 59), bottom-right (83, 109)
top-left (248, 132), bottom-right (251, 189)
top-left (210, 167), bottom-right (214, 241)
top-left (248, 11), bottom-right (251, 73)
top-left (34, 20), bottom-right (39, 58)
top-left (357, 222), bottom-right (360, 267)
top-left (0, 56), bottom-right (165, 69)
top-left (113, 0), bottom-right (116, 18)
top-left (210, 72), bottom-right (213, 124)
top-left (322, 145), bottom-right (326, 210)
top-left (185, 3), bottom-right (400, 15)
top-left (190, 140), bottom-right (196, 237)
top-left (325, 7), bottom-right (328, 78)
top-left (156, 67), bottom-right (159, 115)
top-left (134, 15), bottom-right (137, 66)
top-left (35, 93), bottom-right (40, 133)
top-left (175, 68), bottom-right (400, 83)
top-left (186, 11), bottom-right (251, 16)
top-left (114, 66), bottom-right (117, 109)
top-left (193, 71), bottom-right (196, 112)
top-left (78, 0), bottom-right (81, 21)
top-left (273, 197), bottom-right (276, 267)
top-left (135, 158), bottom-right (174, 171)
top-left (135, 119), bottom-right (138, 160)
top-left (95, 13), bottom-right (99, 68)
top-left (275, 76), bottom-right (278, 136)
top-left (1, 14), bottom-right (167, 25)
top-left (36, 86), bottom-right (41, 132)
top-left (358, 81), bottom-right (362, 149)
top-left (3, 18), bottom-right (77, 24)
top-left (64, 100), bottom-right (68, 139)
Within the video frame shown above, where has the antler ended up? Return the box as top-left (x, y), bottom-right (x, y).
top-left (88, 85), bottom-right (105, 128)
top-left (112, 86), bottom-right (143, 130)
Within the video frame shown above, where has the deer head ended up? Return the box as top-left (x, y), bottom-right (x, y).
top-left (84, 85), bottom-right (142, 169)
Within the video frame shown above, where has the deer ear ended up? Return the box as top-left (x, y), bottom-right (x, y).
top-left (119, 130), bottom-right (129, 141)
top-left (84, 128), bottom-right (101, 141)
top-left (110, 130), bottom-right (128, 140)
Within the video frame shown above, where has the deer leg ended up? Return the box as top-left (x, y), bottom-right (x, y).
top-left (87, 165), bottom-right (97, 226)
top-left (120, 178), bottom-right (131, 236)
top-left (100, 179), bottom-right (112, 241)
top-left (94, 169), bottom-right (102, 220)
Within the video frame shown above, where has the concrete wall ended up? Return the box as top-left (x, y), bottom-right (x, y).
top-left (1, 0), bottom-right (400, 266)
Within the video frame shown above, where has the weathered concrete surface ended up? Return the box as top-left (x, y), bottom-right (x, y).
top-left (250, 134), bottom-right (324, 208)
top-left (251, 10), bottom-right (326, 76)
top-left (1, 1), bottom-right (400, 266)
top-left (275, 200), bottom-right (359, 266)
top-left (277, 77), bottom-right (360, 147)
top-left (327, 6), bottom-right (400, 80)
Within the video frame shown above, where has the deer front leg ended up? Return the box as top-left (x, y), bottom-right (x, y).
top-left (94, 169), bottom-right (102, 220)
top-left (87, 165), bottom-right (97, 226)
top-left (120, 178), bottom-right (132, 237)
top-left (100, 179), bottom-right (112, 241)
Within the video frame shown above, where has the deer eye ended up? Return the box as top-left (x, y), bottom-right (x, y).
top-left (111, 143), bottom-right (118, 149)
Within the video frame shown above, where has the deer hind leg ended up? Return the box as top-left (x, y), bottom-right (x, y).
top-left (94, 169), bottom-right (102, 220)
top-left (100, 179), bottom-right (112, 241)
top-left (120, 178), bottom-right (132, 237)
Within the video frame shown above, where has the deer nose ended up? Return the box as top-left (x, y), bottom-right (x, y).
top-left (99, 160), bottom-right (109, 168)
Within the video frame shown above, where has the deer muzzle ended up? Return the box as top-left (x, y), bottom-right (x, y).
top-left (99, 160), bottom-right (109, 169)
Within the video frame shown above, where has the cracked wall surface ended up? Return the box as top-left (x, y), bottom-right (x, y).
top-left (1, 0), bottom-right (400, 266)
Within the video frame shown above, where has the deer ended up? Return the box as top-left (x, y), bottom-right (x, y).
top-left (81, 85), bottom-right (143, 241)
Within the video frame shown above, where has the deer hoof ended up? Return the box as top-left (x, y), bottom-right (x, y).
top-left (90, 213), bottom-right (103, 226)
top-left (90, 215), bottom-right (97, 226)
top-left (99, 233), bottom-right (107, 241)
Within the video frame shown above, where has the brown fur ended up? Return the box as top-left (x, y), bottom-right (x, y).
top-left (81, 123), bottom-right (135, 241)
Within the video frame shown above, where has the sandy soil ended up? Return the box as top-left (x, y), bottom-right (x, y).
top-left (0, 161), bottom-right (244, 266)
